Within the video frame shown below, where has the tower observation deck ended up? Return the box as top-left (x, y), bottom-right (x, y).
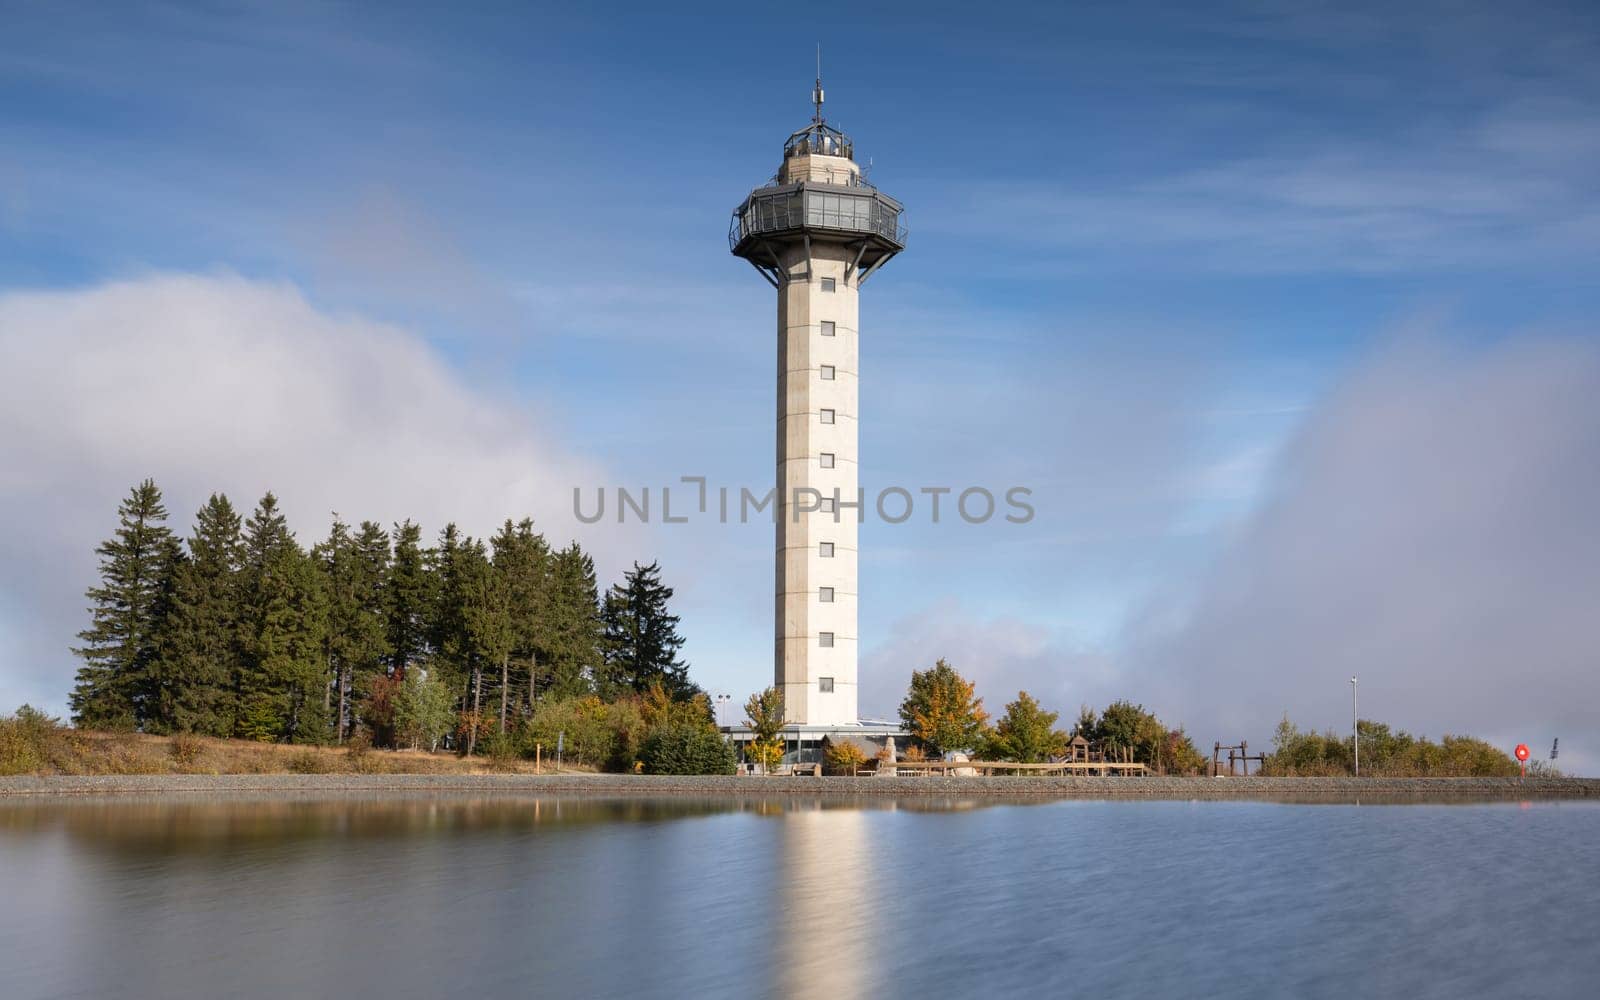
top-left (729, 77), bottom-right (905, 726)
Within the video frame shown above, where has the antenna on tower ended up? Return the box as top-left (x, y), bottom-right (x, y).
top-left (812, 44), bottom-right (824, 124)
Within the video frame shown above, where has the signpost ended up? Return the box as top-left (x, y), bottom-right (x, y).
top-left (1514, 742), bottom-right (1530, 777)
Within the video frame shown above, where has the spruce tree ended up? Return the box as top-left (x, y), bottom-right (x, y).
top-left (236, 493), bottom-right (328, 741)
top-left (384, 520), bottom-right (432, 679)
top-left (344, 520), bottom-right (393, 739)
top-left (490, 518), bottom-right (551, 716)
top-left (71, 479), bottom-right (179, 729)
top-left (543, 543), bottom-right (603, 699)
top-left (600, 560), bottom-right (694, 700)
top-left (316, 516), bottom-right (391, 742)
top-left (150, 493), bottom-right (244, 735)
top-left (461, 540), bottom-right (515, 734)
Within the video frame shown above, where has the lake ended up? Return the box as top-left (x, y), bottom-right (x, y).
top-left (1, 794), bottom-right (1595, 999)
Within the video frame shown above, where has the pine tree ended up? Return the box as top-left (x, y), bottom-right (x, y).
top-left (456, 539), bottom-right (515, 752)
top-left (235, 493), bottom-right (328, 741)
top-left (150, 493), bottom-right (244, 735)
top-left (344, 521), bottom-right (392, 740)
top-left (490, 518), bottom-right (551, 717)
top-left (600, 560), bottom-right (694, 700)
top-left (384, 520), bottom-right (432, 680)
top-left (71, 479), bottom-right (179, 729)
top-left (316, 516), bottom-right (391, 742)
top-left (541, 543), bottom-right (603, 700)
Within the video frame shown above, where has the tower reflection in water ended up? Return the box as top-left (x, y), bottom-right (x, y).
top-left (773, 803), bottom-right (882, 999)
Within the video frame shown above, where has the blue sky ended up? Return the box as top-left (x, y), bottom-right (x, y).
top-left (3, 1), bottom-right (1598, 768)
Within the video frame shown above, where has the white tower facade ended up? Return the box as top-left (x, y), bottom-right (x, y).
top-left (731, 80), bottom-right (905, 725)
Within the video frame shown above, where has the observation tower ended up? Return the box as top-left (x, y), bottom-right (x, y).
top-left (729, 74), bottom-right (906, 725)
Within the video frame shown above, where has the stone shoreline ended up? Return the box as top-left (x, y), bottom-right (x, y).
top-left (2, 773), bottom-right (1596, 802)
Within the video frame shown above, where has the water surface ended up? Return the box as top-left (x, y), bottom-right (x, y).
top-left (2, 794), bottom-right (1595, 998)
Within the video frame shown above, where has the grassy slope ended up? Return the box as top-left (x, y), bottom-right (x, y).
top-left (0, 723), bottom-right (548, 777)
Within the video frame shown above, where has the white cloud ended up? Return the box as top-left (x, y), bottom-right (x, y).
top-left (1127, 333), bottom-right (1600, 774)
top-left (0, 272), bottom-right (631, 713)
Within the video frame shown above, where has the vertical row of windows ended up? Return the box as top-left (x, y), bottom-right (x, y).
top-left (819, 273), bottom-right (838, 625)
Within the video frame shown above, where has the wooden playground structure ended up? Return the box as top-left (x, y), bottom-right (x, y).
top-left (1212, 740), bottom-right (1266, 776)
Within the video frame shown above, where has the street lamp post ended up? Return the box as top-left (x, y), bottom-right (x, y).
top-left (1350, 676), bottom-right (1359, 777)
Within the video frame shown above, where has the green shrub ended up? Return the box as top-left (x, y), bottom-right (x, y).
top-left (641, 723), bottom-right (736, 775)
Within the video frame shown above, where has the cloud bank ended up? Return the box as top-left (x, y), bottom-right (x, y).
top-left (1127, 333), bottom-right (1600, 771)
top-left (0, 273), bottom-right (620, 712)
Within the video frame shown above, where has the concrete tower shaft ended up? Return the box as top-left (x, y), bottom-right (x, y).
top-left (729, 88), bottom-right (904, 726)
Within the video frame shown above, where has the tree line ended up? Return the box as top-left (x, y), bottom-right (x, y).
top-left (70, 480), bottom-right (703, 753)
top-left (881, 659), bottom-right (1210, 773)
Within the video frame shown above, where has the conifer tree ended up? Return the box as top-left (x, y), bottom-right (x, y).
top-left (345, 520), bottom-right (393, 739)
top-left (150, 493), bottom-right (243, 735)
top-left (71, 479), bottom-right (179, 729)
top-left (490, 518), bottom-right (551, 715)
top-left (453, 538), bottom-right (515, 751)
top-left (542, 543), bottom-right (603, 699)
top-left (462, 540), bottom-right (515, 733)
top-left (599, 560), bottom-right (694, 700)
top-left (384, 520), bottom-right (431, 680)
top-left (426, 524), bottom-right (474, 723)
top-left (236, 493), bottom-right (328, 741)
top-left (316, 516), bottom-right (391, 742)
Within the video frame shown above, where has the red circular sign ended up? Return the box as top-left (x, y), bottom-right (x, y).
top-left (1515, 744), bottom-right (1530, 761)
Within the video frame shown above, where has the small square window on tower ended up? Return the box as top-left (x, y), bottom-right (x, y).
top-left (820, 321), bottom-right (836, 337)
top-left (820, 497), bottom-right (835, 513)
top-left (820, 408), bottom-right (835, 424)
top-left (819, 542), bottom-right (835, 557)
top-left (820, 452), bottom-right (835, 469)
top-left (820, 364), bottom-right (836, 380)
top-left (819, 586), bottom-right (834, 602)
top-left (819, 676), bottom-right (835, 693)
top-left (819, 632), bottom-right (834, 647)
top-left (820, 277), bottom-right (836, 292)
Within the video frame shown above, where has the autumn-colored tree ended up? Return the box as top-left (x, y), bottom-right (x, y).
top-left (898, 659), bottom-right (988, 755)
top-left (743, 686), bottom-right (787, 771)
top-left (824, 740), bottom-right (867, 775)
top-left (987, 691), bottom-right (1068, 763)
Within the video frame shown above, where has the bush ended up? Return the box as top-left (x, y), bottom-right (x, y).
top-left (1261, 716), bottom-right (1519, 777)
top-left (0, 705), bottom-right (66, 775)
top-left (642, 723), bottom-right (736, 775)
top-left (528, 696), bottom-right (616, 769)
top-left (286, 749), bottom-right (332, 774)
top-left (168, 732), bottom-right (205, 768)
top-left (824, 741), bottom-right (867, 775)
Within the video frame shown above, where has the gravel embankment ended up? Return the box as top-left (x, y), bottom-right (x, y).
top-left (2, 773), bottom-right (1596, 802)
